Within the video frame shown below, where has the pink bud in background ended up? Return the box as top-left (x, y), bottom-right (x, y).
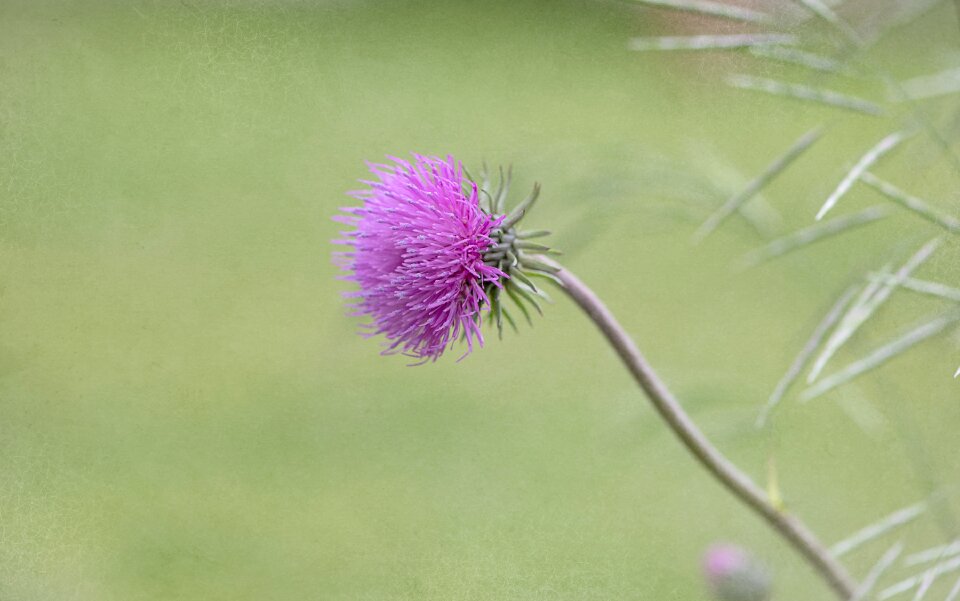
top-left (703, 543), bottom-right (772, 601)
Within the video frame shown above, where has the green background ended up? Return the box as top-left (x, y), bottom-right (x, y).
top-left (1, 1), bottom-right (958, 599)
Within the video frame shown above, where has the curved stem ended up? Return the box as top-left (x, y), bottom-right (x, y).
top-left (547, 260), bottom-right (858, 600)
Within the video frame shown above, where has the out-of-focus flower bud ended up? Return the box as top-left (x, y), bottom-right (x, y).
top-left (703, 543), bottom-right (773, 601)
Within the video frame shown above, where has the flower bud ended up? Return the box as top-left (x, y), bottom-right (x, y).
top-left (703, 543), bottom-right (772, 601)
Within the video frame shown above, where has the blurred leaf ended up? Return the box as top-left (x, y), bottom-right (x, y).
top-left (802, 311), bottom-right (960, 401)
top-left (851, 542), bottom-right (904, 601)
top-left (808, 238), bottom-right (941, 383)
top-left (816, 130), bottom-right (910, 221)
top-left (629, 0), bottom-right (774, 23)
top-left (860, 172), bottom-right (960, 233)
top-left (738, 206), bottom-right (889, 269)
top-left (830, 501), bottom-right (928, 558)
top-left (727, 74), bottom-right (885, 116)
top-left (695, 126), bottom-right (824, 243)
top-left (757, 283), bottom-right (859, 428)
top-left (629, 34), bottom-right (797, 51)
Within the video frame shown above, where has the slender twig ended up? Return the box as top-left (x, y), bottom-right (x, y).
top-left (546, 258), bottom-right (858, 600)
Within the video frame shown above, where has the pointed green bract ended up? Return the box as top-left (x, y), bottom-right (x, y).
top-left (470, 165), bottom-right (558, 337)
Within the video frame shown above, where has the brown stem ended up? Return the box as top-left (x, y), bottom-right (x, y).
top-left (547, 260), bottom-right (858, 600)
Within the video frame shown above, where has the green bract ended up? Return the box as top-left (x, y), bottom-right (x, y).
top-left (469, 165), bottom-right (561, 338)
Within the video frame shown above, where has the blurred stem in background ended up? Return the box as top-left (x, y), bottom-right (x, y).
top-left (544, 257), bottom-right (859, 600)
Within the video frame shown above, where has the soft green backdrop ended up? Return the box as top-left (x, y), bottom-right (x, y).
top-left (1, 1), bottom-right (958, 599)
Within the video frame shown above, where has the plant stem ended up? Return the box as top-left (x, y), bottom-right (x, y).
top-left (547, 260), bottom-right (858, 600)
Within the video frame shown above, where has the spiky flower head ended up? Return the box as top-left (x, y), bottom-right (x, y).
top-left (334, 154), bottom-right (557, 362)
top-left (703, 544), bottom-right (772, 601)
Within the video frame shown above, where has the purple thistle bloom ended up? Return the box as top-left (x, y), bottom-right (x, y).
top-left (334, 154), bottom-right (507, 362)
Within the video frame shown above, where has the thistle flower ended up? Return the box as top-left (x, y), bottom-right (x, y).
top-left (334, 154), bottom-right (556, 362)
top-left (703, 543), bottom-right (773, 601)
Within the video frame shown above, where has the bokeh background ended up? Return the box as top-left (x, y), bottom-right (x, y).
top-left (1, 1), bottom-right (959, 599)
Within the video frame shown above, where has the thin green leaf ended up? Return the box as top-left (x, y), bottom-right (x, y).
top-left (808, 238), bottom-right (941, 382)
top-left (852, 542), bottom-right (905, 601)
top-left (518, 257), bottom-right (560, 274)
top-left (801, 312), bottom-right (960, 401)
top-left (791, 0), bottom-right (863, 44)
top-left (867, 273), bottom-right (960, 303)
top-left (757, 284), bottom-right (859, 428)
top-left (695, 126), bottom-right (824, 243)
top-left (943, 578), bottom-right (960, 601)
top-left (878, 554), bottom-right (960, 600)
top-left (817, 130), bottom-right (909, 220)
top-left (511, 281), bottom-right (544, 316)
top-left (524, 269), bottom-right (564, 287)
top-left (504, 283), bottom-right (533, 326)
top-left (501, 183), bottom-right (540, 229)
top-left (946, 575), bottom-right (960, 601)
top-left (490, 291), bottom-right (504, 339)
top-left (501, 305), bottom-right (518, 333)
top-left (738, 206), bottom-right (889, 268)
top-left (629, 0), bottom-right (773, 23)
top-left (862, 0), bottom-right (942, 46)
top-left (516, 241), bottom-right (552, 252)
top-left (748, 45), bottom-right (856, 75)
top-left (629, 33), bottom-right (797, 51)
top-left (860, 171), bottom-right (960, 233)
top-left (495, 165), bottom-right (512, 214)
top-left (897, 67), bottom-right (960, 101)
top-left (510, 268), bottom-right (540, 294)
top-left (906, 540), bottom-right (960, 567)
top-left (727, 74), bottom-right (884, 116)
top-left (830, 501), bottom-right (928, 557)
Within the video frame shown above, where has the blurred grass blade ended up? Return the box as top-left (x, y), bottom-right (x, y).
top-left (947, 576), bottom-right (960, 601)
top-left (860, 171), bottom-right (960, 233)
top-left (629, 0), bottom-right (773, 23)
top-left (801, 311), bottom-right (960, 401)
top-left (897, 67), bottom-right (960, 101)
top-left (727, 74), bottom-right (884, 116)
top-left (695, 126), bottom-right (824, 243)
top-left (757, 284), bottom-right (859, 428)
top-left (748, 45), bottom-right (856, 75)
top-left (791, 0), bottom-right (843, 24)
top-left (906, 540), bottom-right (960, 567)
top-left (914, 570), bottom-right (937, 600)
top-left (867, 273), bottom-right (960, 303)
top-left (878, 555), bottom-right (960, 600)
top-left (852, 542), bottom-right (905, 601)
top-left (808, 238), bottom-right (941, 382)
top-left (816, 130), bottom-right (908, 220)
top-left (864, 0), bottom-right (943, 45)
top-left (791, 0), bottom-right (862, 43)
top-left (629, 34), bottom-right (797, 51)
top-left (738, 206), bottom-right (888, 268)
top-left (830, 501), bottom-right (928, 557)
top-left (688, 143), bottom-right (784, 238)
